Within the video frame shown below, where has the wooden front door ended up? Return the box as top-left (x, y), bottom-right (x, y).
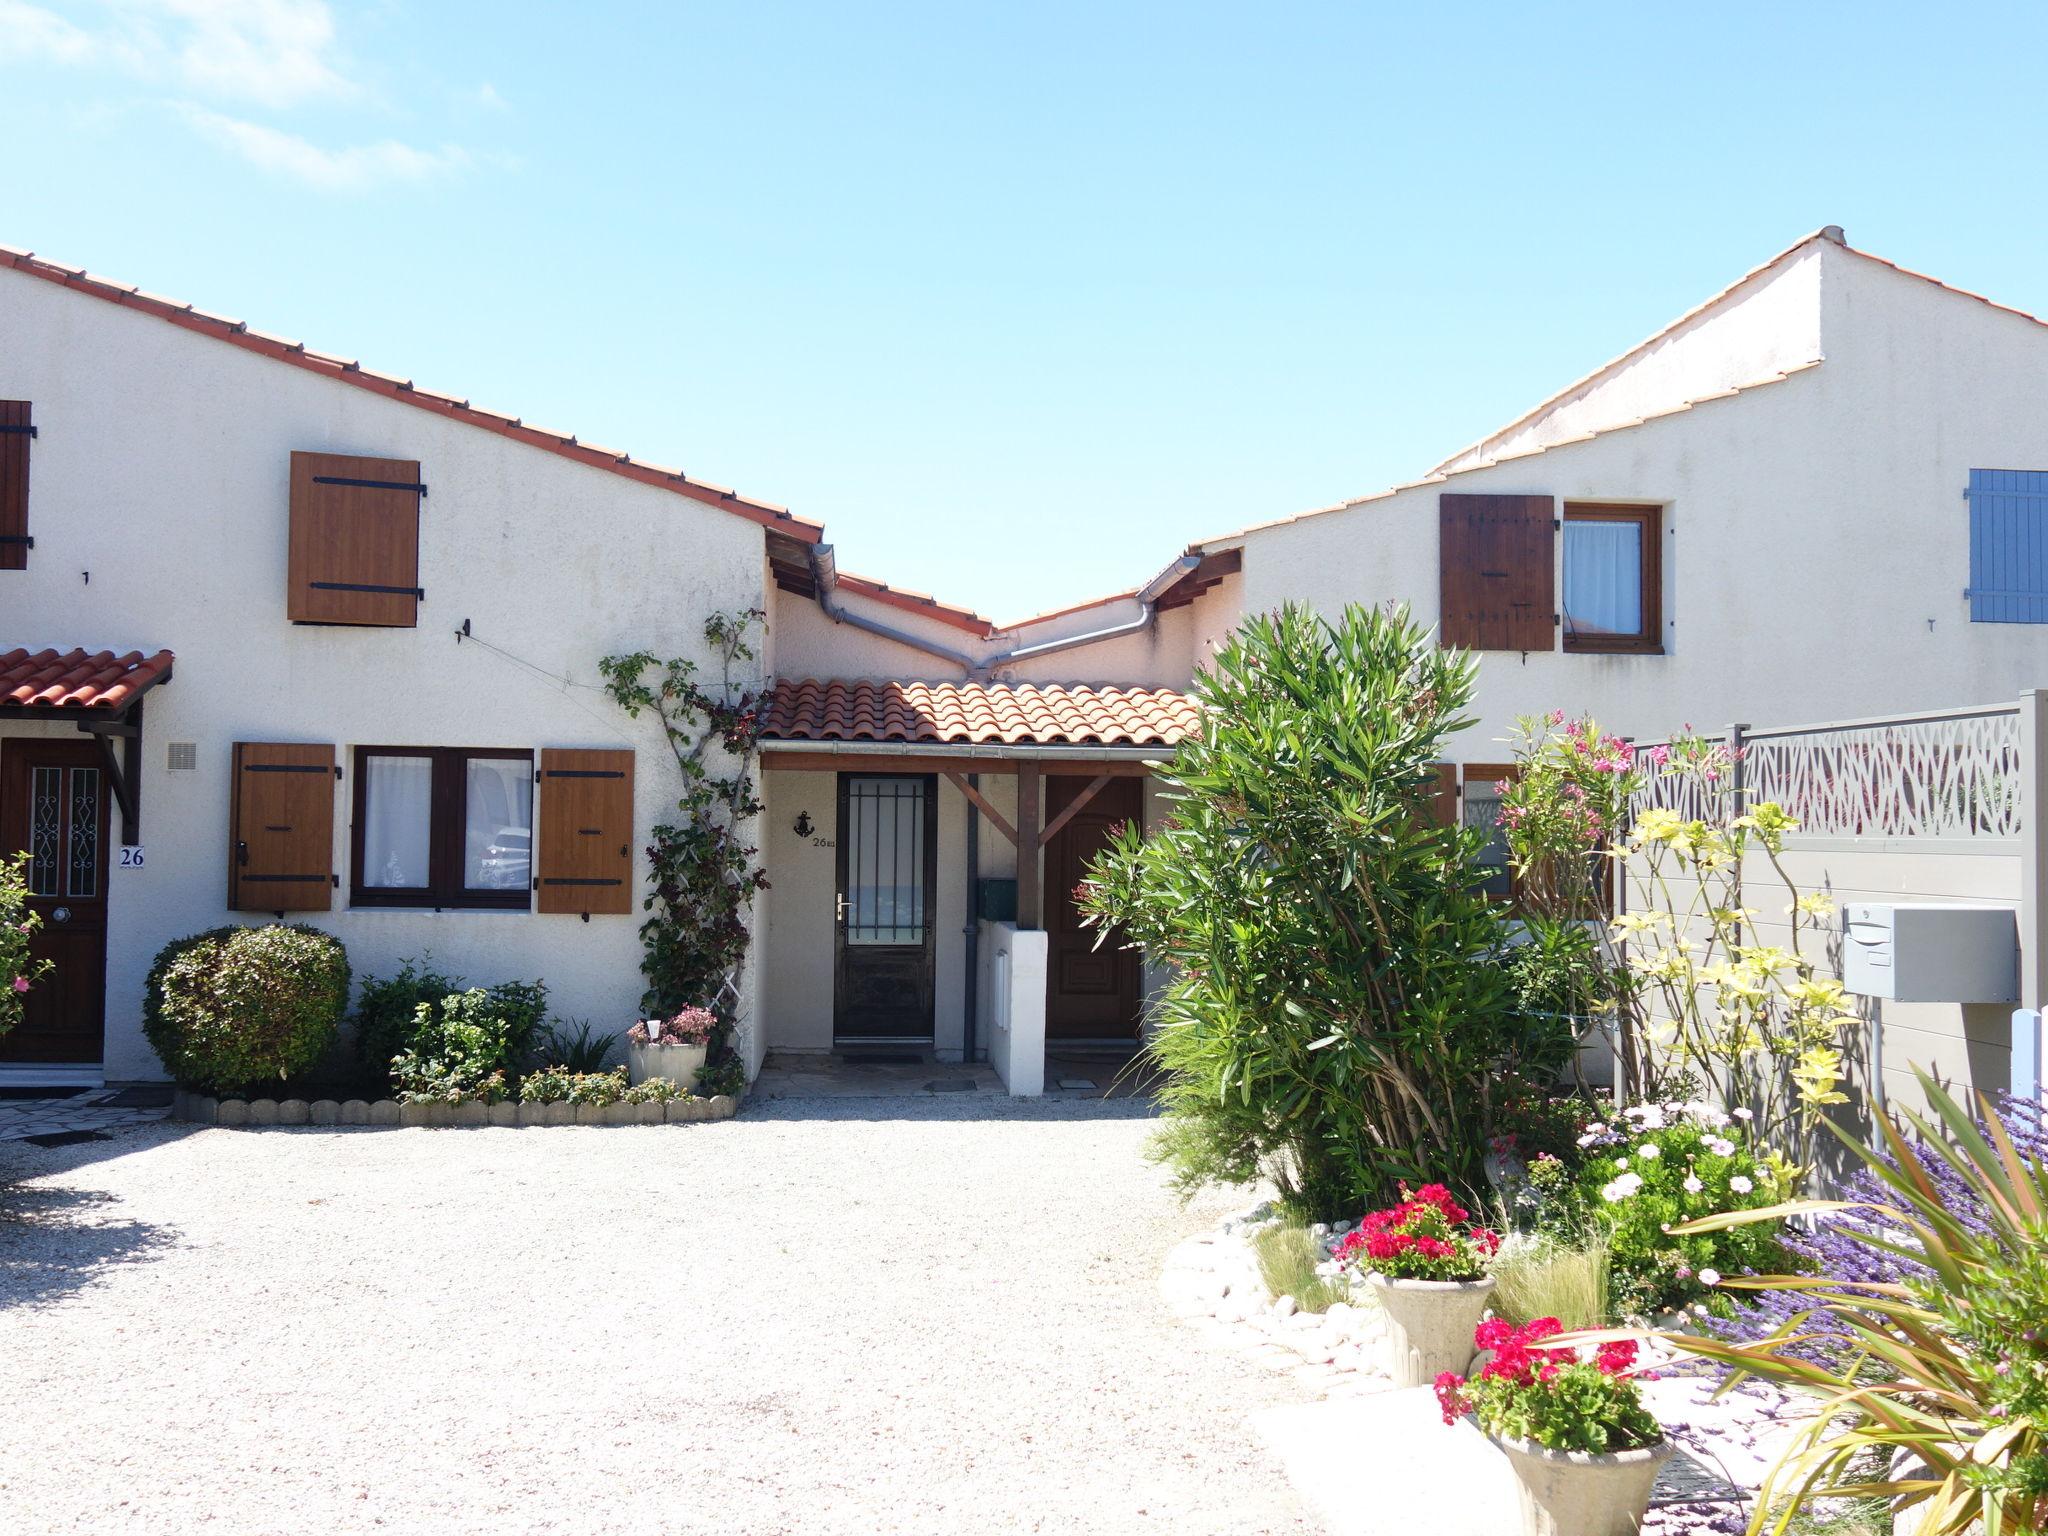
top-left (1045, 775), bottom-right (1142, 1040)
top-left (0, 739), bottom-right (111, 1064)
top-left (833, 774), bottom-right (937, 1041)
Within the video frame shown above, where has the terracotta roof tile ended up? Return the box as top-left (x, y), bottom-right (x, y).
top-left (0, 245), bottom-right (820, 542)
top-left (761, 679), bottom-right (1197, 748)
top-left (1, 647), bottom-right (175, 711)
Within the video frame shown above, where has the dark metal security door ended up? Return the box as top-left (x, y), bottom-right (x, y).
top-left (0, 739), bottom-right (110, 1064)
top-left (833, 774), bottom-right (937, 1041)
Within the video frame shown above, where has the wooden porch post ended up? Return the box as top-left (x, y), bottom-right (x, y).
top-left (1016, 760), bottom-right (1042, 929)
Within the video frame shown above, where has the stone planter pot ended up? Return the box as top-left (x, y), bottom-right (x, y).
top-left (1365, 1273), bottom-right (1496, 1387)
top-left (628, 1041), bottom-right (707, 1088)
top-left (1491, 1433), bottom-right (1672, 1536)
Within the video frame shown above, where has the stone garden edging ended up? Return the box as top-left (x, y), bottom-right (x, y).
top-left (171, 1089), bottom-right (740, 1128)
top-left (1159, 1202), bottom-right (1396, 1400)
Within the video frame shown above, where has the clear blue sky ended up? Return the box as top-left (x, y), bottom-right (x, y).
top-left (5, 2), bottom-right (2046, 622)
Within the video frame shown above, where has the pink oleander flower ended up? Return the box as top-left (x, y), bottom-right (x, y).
top-left (11, 976), bottom-right (28, 993)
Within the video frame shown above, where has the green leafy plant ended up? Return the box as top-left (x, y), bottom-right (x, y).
top-left (621, 1076), bottom-right (690, 1104)
top-left (1078, 602), bottom-right (1518, 1217)
top-left (143, 925), bottom-right (351, 1094)
top-left (518, 1066), bottom-right (628, 1105)
top-left (1, 851), bottom-right (51, 1039)
top-left (1252, 1223), bottom-right (1347, 1314)
top-left (537, 1019), bottom-right (618, 1074)
top-left (1661, 1070), bottom-right (2048, 1535)
top-left (694, 1055), bottom-right (747, 1098)
top-left (1577, 1099), bottom-right (1792, 1317)
top-left (600, 609), bottom-right (767, 1092)
top-left (353, 957), bottom-right (462, 1083)
top-left (391, 984), bottom-right (546, 1103)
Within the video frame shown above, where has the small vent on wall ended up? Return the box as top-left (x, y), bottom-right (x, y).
top-left (167, 742), bottom-right (198, 772)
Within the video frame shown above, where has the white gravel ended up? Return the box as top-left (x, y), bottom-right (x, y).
top-left (1, 1099), bottom-right (1318, 1535)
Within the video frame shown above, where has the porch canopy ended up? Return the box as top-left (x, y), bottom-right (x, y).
top-left (1, 647), bottom-right (176, 841)
top-left (757, 678), bottom-right (1197, 925)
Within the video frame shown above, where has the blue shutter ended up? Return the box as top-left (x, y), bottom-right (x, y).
top-left (1967, 468), bottom-right (2048, 623)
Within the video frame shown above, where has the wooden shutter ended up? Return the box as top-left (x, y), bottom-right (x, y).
top-left (1438, 493), bottom-right (1555, 650)
top-left (287, 450), bottom-right (425, 626)
top-left (1426, 763), bottom-right (1459, 827)
top-left (536, 749), bottom-right (635, 915)
top-left (0, 401), bottom-right (31, 571)
top-left (230, 742), bottom-right (336, 911)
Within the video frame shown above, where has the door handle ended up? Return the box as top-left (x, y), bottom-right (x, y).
top-left (836, 893), bottom-right (847, 924)
top-left (51, 906), bottom-right (70, 924)
top-left (236, 840), bottom-right (249, 868)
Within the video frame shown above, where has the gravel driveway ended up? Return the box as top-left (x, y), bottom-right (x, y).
top-left (1, 1100), bottom-right (1317, 1535)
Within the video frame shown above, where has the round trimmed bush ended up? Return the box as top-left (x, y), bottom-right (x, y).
top-left (144, 924), bottom-right (351, 1093)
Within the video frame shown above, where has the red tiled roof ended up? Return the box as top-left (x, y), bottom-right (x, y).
top-left (1, 648), bottom-right (175, 711)
top-left (0, 245), bottom-right (821, 543)
top-left (761, 679), bottom-right (1198, 748)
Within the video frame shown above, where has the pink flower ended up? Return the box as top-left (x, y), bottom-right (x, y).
top-left (11, 976), bottom-right (28, 993)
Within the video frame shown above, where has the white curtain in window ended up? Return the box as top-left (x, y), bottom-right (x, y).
top-left (1563, 520), bottom-right (1642, 638)
top-left (464, 757), bottom-right (533, 891)
top-left (363, 755), bottom-right (433, 888)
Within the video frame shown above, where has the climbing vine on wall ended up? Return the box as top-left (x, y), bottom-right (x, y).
top-left (599, 609), bottom-right (768, 1083)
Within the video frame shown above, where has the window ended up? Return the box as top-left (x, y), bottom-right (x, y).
top-left (1562, 503), bottom-right (1661, 653)
top-left (350, 747), bottom-right (532, 909)
top-left (1966, 468), bottom-right (2048, 623)
top-left (1461, 765), bottom-right (1516, 901)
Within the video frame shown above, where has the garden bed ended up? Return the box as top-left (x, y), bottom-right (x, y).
top-left (171, 1089), bottom-right (740, 1128)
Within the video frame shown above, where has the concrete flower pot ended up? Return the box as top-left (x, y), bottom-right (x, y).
top-left (1491, 1433), bottom-right (1672, 1536)
top-left (628, 1041), bottom-right (707, 1088)
top-left (1365, 1273), bottom-right (1496, 1387)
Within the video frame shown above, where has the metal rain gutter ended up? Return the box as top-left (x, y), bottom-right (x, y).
top-left (805, 541), bottom-right (979, 674)
top-left (976, 553), bottom-right (1202, 672)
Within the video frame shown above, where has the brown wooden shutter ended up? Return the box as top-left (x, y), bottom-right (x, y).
top-left (536, 749), bottom-right (635, 915)
top-left (230, 742), bottom-right (336, 911)
top-left (1426, 763), bottom-right (1460, 827)
top-left (0, 401), bottom-right (31, 571)
top-left (1438, 493), bottom-right (1555, 650)
top-left (287, 450), bottom-right (424, 626)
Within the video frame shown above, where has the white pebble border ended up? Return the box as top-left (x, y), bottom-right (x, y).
top-left (171, 1088), bottom-right (739, 1128)
top-left (1159, 1201), bottom-right (1396, 1399)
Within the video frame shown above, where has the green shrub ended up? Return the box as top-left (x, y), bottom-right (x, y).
top-left (144, 925), bottom-right (351, 1093)
top-left (1078, 602), bottom-right (1516, 1217)
top-left (622, 1076), bottom-right (689, 1104)
top-left (519, 1066), bottom-right (628, 1105)
top-left (693, 1055), bottom-right (747, 1098)
top-left (353, 957), bottom-right (462, 1082)
top-left (1, 852), bottom-right (51, 1039)
top-left (1576, 1100), bottom-right (1791, 1318)
top-left (390, 983), bottom-right (547, 1103)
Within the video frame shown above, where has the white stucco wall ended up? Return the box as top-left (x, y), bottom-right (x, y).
top-left (1232, 242), bottom-right (2048, 757)
top-left (1, 266), bottom-right (773, 1081)
top-left (1435, 239), bottom-right (1827, 473)
top-left (766, 575), bottom-right (1239, 690)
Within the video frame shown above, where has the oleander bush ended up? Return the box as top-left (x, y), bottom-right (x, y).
top-left (2, 852), bottom-right (52, 1039)
top-left (1078, 602), bottom-right (1519, 1218)
top-left (144, 924), bottom-right (351, 1094)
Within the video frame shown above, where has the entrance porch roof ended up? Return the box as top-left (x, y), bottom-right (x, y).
top-left (760, 679), bottom-right (1198, 750)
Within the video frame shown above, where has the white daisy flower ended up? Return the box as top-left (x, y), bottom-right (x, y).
top-left (1683, 1174), bottom-right (1703, 1194)
top-left (1699, 1268), bottom-right (1721, 1287)
top-left (1731, 1107), bottom-right (1754, 1120)
top-left (1638, 1144), bottom-right (1661, 1160)
top-left (1729, 1176), bottom-right (1754, 1195)
top-left (1706, 1137), bottom-right (1737, 1157)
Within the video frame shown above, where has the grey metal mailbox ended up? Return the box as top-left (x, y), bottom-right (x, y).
top-left (1841, 903), bottom-right (2019, 1003)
